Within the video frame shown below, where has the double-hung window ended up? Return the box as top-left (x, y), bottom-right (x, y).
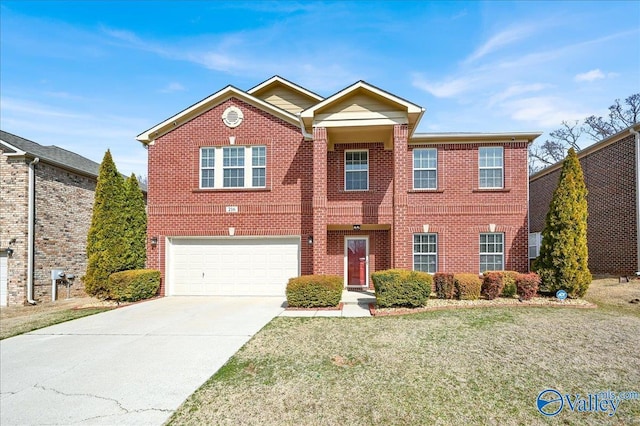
top-left (480, 233), bottom-right (504, 272)
top-left (413, 233), bottom-right (437, 273)
top-left (200, 148), bottom-right (215, 188)
top-left (479, 147), bottom-right (504, 189)
top-left (199, 146), bottom-right (266, 189)
top-left (345, 150), bottom-right (368, 191)
top-left (413, 148), bottom-right (437, 189)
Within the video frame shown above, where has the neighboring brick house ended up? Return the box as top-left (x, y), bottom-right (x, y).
top-left (529, 124), bottom-right (640, 276)
top-left (137, 76), bottom-right (541, 296)
top-left (0, 131), bottom-right (100, 306)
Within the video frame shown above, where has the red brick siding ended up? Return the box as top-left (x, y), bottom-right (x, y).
top-left (529, 134), bottom-right (637, 275)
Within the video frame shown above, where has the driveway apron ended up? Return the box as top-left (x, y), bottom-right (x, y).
top-left (0, 296), bottom-right (285, 425)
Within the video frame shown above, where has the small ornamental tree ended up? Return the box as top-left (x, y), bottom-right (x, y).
top-left (122, 174), bottom-right (147, 271)
top-left (533, 148), bottom-right (591, 297)
top-left (85, 150), bottom-right (126, 297)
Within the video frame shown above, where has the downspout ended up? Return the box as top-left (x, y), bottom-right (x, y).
top-left (27, 157), bottom-right (39, 305)
top-left (631, 127), bottom-right (640, 275)
top-left (297, 112), bottom-right (313, 140)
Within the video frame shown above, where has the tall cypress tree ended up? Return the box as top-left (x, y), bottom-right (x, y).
top-left (122, 174), bottom-right (147, 271)
top-left (533, 148), bottom-right (591, 297)
top-left (85, 150), bottom-right (126, 298)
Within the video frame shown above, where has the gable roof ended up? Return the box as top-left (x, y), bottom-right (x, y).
top-left (136, 85), bottom-right (301, 144)
top-left (0, 130), bottom-right (101, 178)
top-left (299, 80), bottom-right (425, 135)
top-left (247, 75), bottom-right (324, 102)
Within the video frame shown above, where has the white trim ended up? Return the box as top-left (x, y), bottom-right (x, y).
top-left (199, 145), bottom-right (267, 189)
top-left (0, 140), bottom-right (27, 156)
top-left (344, 236), bottom-right (369, 288)
top-left (413, 233), bottom-right (438, 273)
top-left (344, 149), bottom-right (369, 191)
top-left (479, 232), bottom-right (505, 273)
top-left (412, 147), bottom-right (438, 190)
top-left (247, 75), bottom-right (324, 101)
top-left (478, 146), bottom-right (504, 189)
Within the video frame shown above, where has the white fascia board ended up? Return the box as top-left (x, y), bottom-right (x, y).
top-left (0, 140), bottom-right (26, 156)
top-left (410, 132), bottom-right (543, 144)
top-left (247, 76), bottom-right (324, 101)
top-left (136, 86), bottom-right (299, 144)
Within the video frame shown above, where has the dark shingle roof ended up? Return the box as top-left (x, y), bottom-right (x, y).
top-left (1, 130), bottom-right (101, 177)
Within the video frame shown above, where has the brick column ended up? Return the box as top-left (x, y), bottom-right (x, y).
top-left (392, 124), bottom-right (410, 269)
top-left (312, 127), bottom-right (328, 274)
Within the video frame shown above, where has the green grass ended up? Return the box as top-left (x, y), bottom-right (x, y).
top-left (168, 306), bottom-right (640, 425)
top-left (0, 308), bottom-right (112, 340)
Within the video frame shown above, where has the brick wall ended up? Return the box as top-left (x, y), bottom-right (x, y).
top-left (529, 134), bottom-right (637, 275)
top-left (33, 162), bottom-right (95, 300)
top-left (0, 155), bottom-right (95, 305)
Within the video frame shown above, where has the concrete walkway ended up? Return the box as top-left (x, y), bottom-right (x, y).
top-left (0, 296), bottom-right (285, 425)
top-left (279, 290), bottom-right (375, 317)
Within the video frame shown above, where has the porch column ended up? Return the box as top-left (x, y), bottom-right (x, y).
top-left (312, 127), bottom-right (328, 274)
top-left (392, 124), bottom-right (411, 269)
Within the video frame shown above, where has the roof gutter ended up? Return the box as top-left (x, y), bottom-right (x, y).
top-left (27, 157), bottom-right (39, 305)
top-left (297, 112), bottom-right (313, 140)
top-left (631, 127), bottom-right (640, 276)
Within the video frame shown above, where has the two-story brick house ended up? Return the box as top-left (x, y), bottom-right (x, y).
top-left (137, 76), bottom-right (540, 296)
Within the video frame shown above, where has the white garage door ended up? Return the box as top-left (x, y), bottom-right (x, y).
top-left (1, 253), bottom-right (7, 307)
top-left (168, 237), bottom-right (300, 296)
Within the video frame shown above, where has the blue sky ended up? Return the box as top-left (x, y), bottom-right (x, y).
top-left (1, 1), bottom-right (639, 178)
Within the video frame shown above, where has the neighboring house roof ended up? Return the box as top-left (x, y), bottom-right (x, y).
top-left (0, 130), bottom-right (147, 192)
top-left (529, 123), bottom-right (640, 181)
top-left (136, 85), bottom-right (301, 144)
top-left (1, 130), bottom-right (100, 178)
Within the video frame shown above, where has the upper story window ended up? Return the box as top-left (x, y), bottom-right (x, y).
top-left (480, 232), bottom-right (504, 272)
top-left (479, 147), bottom-right (504, 189)
top-left (413, 148), bottom-right (437, 190)
top-left (413, 233), bottom-right (437, 273)
top-left (200, 148), bottom-right (216, 188)
top-left (345, 150), bottom-right (368, 191)
top-left (199, 146), bottom-right (266, 189)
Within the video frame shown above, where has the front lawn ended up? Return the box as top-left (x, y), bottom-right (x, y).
top-left (169, 279), bottom-right (640, 425)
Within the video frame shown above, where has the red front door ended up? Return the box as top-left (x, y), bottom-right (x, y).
top-left (347, 238), bottom-right (367, 286)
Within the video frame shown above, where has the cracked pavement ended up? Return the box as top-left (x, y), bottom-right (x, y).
top-left (0, 296), bottom-right (285, 425)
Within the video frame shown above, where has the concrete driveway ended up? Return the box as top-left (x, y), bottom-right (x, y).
top-left (0, 296), bottom-right (285, 425)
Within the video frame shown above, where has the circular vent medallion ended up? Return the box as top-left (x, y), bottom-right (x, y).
top-left (222, 106), bottom-right (244, 128)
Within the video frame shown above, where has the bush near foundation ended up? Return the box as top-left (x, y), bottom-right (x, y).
top-left (372, 269), bottom-right (432, 308)
top-left (286, 275), bottom-right (343, 308)
top-left (502, 271), bottom-right (519, 297)
top-left (454, 273), bottom-right (482, 300)
top-left (108, 269), bottom-right (160, 302)
top-left (516, 273), bottom-right (540, 301)
top-left (434, 273), bottom-right (456, 299)
top-left (481, 272), bottom-right (504, 300)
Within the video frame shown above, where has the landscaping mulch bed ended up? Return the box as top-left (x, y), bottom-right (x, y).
top-left (370, 296), bottom-right (597, 316)
top-left (284, 302), bottom-right (344, 311)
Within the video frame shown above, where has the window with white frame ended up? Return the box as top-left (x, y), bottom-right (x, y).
top-left (345, 150), bottom-right (368, 191)
top-left (413, 148), bottom-right (437, 189)
top-left (413, 233), bottom-right (437, 273)
top-left (200, 148), bottom-right (215, 188)
top-left (199, 146), bottom-right (266, 189)
top-left (480, 233), bottom-right (504, 272)
top-left (479, 147), bottom-right (504, 189)
top-left (529, 232), bottom-right (542, 259)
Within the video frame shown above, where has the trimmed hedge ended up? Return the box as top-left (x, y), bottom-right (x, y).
top-left (481, 272), bottom-right (504, 300)
top-left (108, 269), bottom-right (160, 302)
top-left (372, 269), bottom-right (432, 308)
top-left (502, 271), bottom-right (518, 298)
top-left (454, 273), bottom-right (482, 300)
top-left (286, 275), bottom-right (343, 308)
top-left (434, 272), bottom-right (456, 299)
top-left (516, 273), bottom-right (540, 301)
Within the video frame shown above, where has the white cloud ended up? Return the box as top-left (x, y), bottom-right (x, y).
top-left (502, 96), bottom-right (588, 127)
top-left (465, 24), bottom-right (537, 64)
top-left (488, 83), bottom-right (552, 106)
top-left (159, 82), bottom-right (186, 93)
top-left (575, 69), bottom-right (605, 82)
top-left (412, 74), bottom-right (476, 98)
